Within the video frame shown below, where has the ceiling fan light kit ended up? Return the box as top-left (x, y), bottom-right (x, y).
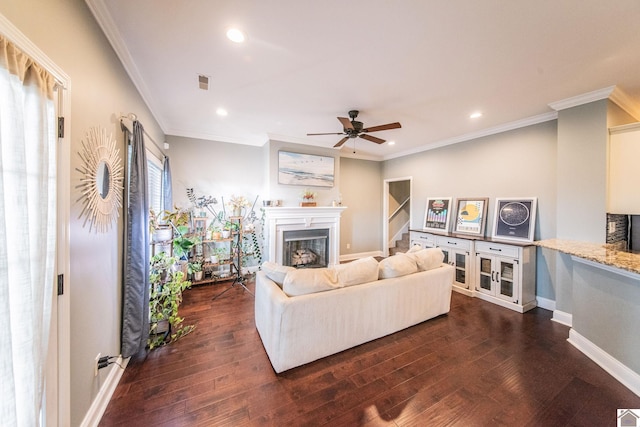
top-left (307, 110), bottom-right (401, 150)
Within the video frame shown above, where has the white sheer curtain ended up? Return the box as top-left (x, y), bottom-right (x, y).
top-left (0, 35), bottom-right (57, 426)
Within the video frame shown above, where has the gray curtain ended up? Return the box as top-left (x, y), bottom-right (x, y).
top-left (162, 155), bottom-right (173, 211)
top-left (121, 121), bottom-right (150, 357)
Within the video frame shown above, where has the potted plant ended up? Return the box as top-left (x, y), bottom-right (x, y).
top-left (216, 246), bottom-right (230, 262)
top-left (227, 194), bottom-right (250, 217)
top-left (149, 209), bottom-right (173, 242)
top-left (188, 261), bottom-right (203, 281)
top-left (148, 252), bottom-right (195, 349)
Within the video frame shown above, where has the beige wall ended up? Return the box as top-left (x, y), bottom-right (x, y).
top-left (339, 157), bottom-right (383, 254)
top-left (0, 1), bottom-right (165, 425)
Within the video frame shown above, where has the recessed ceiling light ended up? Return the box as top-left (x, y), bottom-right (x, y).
top-left (470, 112), bottom-right (483, 119)
top-left (216, 108), bottom-right (228, 117)
top-left (387, 141), bottom-right (396, 146)
top-left (226, 28), bottom-right (245, 43)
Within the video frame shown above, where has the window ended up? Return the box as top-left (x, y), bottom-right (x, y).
top-left (147, 151), bottom-right (163, 214)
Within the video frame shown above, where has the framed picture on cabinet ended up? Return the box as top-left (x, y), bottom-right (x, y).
top-left (492, 197), bottom-right (537, 242)
top-left (423, 197), bottom-right (452, 233)
top-left (453, 197), bottom-right (489, 236)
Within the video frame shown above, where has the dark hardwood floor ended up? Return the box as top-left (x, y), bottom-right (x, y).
top-left (100, 278), bottom-right (640, 426)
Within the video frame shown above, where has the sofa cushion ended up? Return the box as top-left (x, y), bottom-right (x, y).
top-left (406, 248), bottom-right (444, 272)
top-left (261, 261), bottom-right (295, 287)
top-left (333, 256), bottom-right (379, 287)
top-left (378, 253), bottom-right (418, 279)
top-left (282, 268), bottom-right (340, 296)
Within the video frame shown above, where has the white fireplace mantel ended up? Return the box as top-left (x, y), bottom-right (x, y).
top-left (264, 206), bottom-right (347, 266)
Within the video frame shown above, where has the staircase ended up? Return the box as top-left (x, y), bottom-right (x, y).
top-left (389, 232), bottom-right (410, 256)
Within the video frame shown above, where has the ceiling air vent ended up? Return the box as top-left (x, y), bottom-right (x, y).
top-left (198, 74), bottom-right (209, 90)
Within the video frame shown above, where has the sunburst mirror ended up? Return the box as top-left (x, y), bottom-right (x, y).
top-left (77, 126), bottom-right (124, 232)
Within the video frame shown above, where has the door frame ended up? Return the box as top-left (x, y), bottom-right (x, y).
top-left (0, 13), bottom-right (72, 426)
top-left (382, 176), bottom-right (412, 257)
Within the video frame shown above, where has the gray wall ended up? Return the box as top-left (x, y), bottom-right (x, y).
top-left (166, 137), bottom-right (381, 258)
top-left (166, 135), bottom-right (266, 208)
top-left (0, 1), bottom-right (165, 425)
top-left (573, 261), bottom-right (640, 374)
top-left (266, 140), bottom-right (342, 206)
top-left (556, 100), bottom-right (608, 242)
top-left (382, 121), bottom-right (558, 298)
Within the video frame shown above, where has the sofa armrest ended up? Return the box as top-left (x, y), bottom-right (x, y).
top-left (254, 271), bottom-right (289, 371)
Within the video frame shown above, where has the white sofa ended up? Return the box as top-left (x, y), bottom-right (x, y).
top-left (254, 249), bottom-right (454, 373)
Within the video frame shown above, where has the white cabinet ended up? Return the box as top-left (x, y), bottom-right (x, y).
top-left (409, 230), bottom-right (436, 248)
top-left (474, 241), bottom-right (536, 312)
top-left (436, 235), bottom-right (474, 295)
top-left (409, 230), bottom-right (537, 313)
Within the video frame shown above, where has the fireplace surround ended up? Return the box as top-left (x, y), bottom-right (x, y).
top-left (263, 206), bottom-right (346, 267)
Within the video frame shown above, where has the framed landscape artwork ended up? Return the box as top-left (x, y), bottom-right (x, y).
top-left (453, 198), bottom-right (488, 236)
top-left (492, 197), bottom-right (537, 242)
top-left (423, 197), bottom-right (452, 233)
top-left (278, 151), bottom-right (335, 187)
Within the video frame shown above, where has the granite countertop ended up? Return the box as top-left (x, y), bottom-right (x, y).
top-left (534, 238), bottom-right (640, 275)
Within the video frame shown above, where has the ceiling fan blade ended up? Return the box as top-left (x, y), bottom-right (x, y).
top-left (334, 137), bottom-right (349, 148)
top-left (360, 134), bottom-right (385, 144)
top-left (337, 117), bottom-right (354, 130)
top-left (307, 132), bottom-right (344, 136)
top-left (362, 122), bottom-right (402, 133)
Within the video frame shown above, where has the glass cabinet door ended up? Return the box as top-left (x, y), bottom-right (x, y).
top-left (477, 256), bottom-right (493, 295)
top-left (454, 252), bottom-right (467, 286)
top-left (497, 259), bottom-right (519, 302)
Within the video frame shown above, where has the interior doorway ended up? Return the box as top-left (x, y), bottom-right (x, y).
top-left (383, 177), bottom-right (412, 257)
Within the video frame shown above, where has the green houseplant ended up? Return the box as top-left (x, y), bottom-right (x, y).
top-left (148, 252), bottom-right (195, 349)
top-left (188, 261), bottom-right (203, 281)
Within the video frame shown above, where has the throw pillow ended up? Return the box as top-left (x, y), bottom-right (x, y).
top-left (261, 261), bottom-right (295, 287)
top-left (333, 256), bottom-right (379, 287)
top-left (282, 268), bottom-right (340, 297)
top-left (406, 248), bottom-right (444, 272)
top-left (378, 253), bottom-right (418, 279)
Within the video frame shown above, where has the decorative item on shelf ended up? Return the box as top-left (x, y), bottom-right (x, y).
top-left (300, 188), bottom-right (317, 207)
top-left (423, 197), bottom-right (453, 233)
top-left (76, 126), bottom-right (124, 233)
top-left (227, 194), bottom-right (251, 217)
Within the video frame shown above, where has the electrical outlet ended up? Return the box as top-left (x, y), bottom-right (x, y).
top-left (346, 243), bottom-right (351, 249)
top-left (608, 222), bottom-right (616, 234)
top-left (94, 353), bottom-right (101, 377)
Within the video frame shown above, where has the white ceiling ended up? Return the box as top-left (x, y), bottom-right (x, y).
top-left (87, 0), bottom-right (640, 160)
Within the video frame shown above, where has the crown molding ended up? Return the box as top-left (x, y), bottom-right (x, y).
top-left (548, 86), bottom-right (616, 111)
top-left (383, 111), bottom-right (558, 161)
top-left (84, 0), bottom-right (167, 132)
top-left (549, 85), bottom-right (640, 121)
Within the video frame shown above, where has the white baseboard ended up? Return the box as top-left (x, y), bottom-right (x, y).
top-left (568, 329), bottom-right (640, 398)
top-left (80, 355), bottom-right (129, 427)
top-left (536, 296), bottom-right (555, 311)
top-left (552, 309), bottom-right (573, 327)
top-left (340, 251), bottom-right (384, 262)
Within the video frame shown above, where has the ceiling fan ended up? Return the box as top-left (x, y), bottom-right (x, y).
top-left (307, 110), bottom-right (401, 148)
